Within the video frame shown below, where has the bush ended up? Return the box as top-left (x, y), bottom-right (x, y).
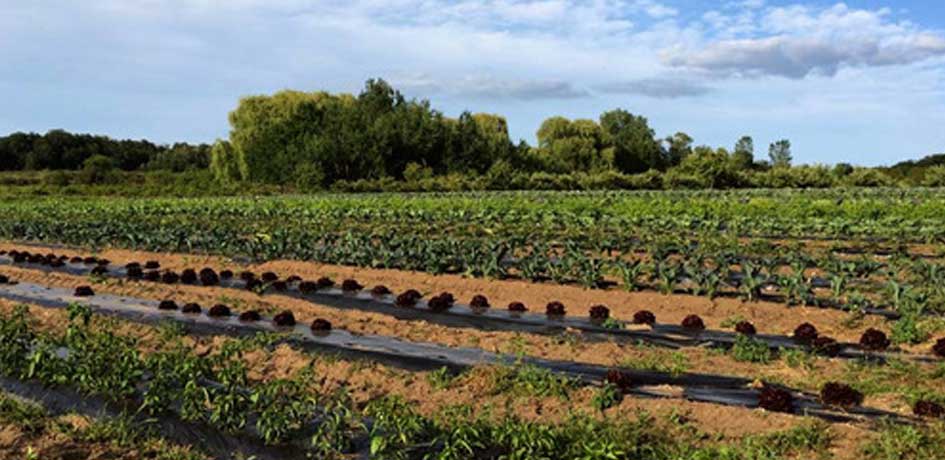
top-left (78, 155), bottom-right (117, 184)
top-left (922, 166), bottom-right (945, 187)
top-left (843, 168), bottom-right (895, 187)
top-left (210, 140), bottom-right (241, 183)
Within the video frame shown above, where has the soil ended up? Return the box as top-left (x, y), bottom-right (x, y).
top-left (4, 241), bottom-right (943, 459)
top-left (0, 242), bottom-right (897, 341)
top-left (0, 299), bottom-right (876, 457)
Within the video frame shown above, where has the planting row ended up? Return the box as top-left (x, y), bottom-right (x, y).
top-left (5, 190), bottom-right (945, 243)
top-left (3, 249), bottom-right (942, 361)
top-left (0, 277), bottom-right (930, 423)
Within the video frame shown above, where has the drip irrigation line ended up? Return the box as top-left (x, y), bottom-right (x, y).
top-left (0, 280), bottom-right (913, 424)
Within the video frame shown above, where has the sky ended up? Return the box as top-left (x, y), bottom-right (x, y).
top-left (1, 1), bottom-right (944, 166)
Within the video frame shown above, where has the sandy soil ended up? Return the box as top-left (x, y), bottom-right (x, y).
top-left (0, 241), bottom-right (898, 342)
top-left (0, 299), bottom-right (876, 458)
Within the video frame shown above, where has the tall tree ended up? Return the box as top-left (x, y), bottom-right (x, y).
top-left (732, 135), bottom-right (754, 170)
top-left (665, 132), bottom-right (693, 166)
top-left (599, 109), bottom-right (663, 173)
top-left (769, 139), bottom-right (792, 168)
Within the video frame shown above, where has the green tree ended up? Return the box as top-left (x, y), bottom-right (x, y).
top-left (78, 154), bottom-right (116, 184)
top-left (535, 117), bottom-right (609, 173)
top-left (769, 139), bottom-right (792, 168)
top-left (599, 109), bottom-right (663, 173)
top-left (732, 136), bottom-right (754, 170)
top-left (665, 132), bottom-right (693, 167)
top-left (210, 140), bottom-right (240, 182)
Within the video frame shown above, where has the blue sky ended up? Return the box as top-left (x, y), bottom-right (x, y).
top-left (1, 1), bottom-right (944, 165)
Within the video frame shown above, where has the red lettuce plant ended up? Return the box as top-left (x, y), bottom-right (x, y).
top-left (273, 311), bottom-right (296, 327)
top-left (310, 319), bottom-right (332, 332)
top-left (758, 386), bottom-right (794, 413)
top-left (545, 301), bottom-right (566, 316)
top-left (793, 323), bottom-right (818, 342)
top-left (913, 400), bottom-right (945, 418)
top-left (589, 305), bottom-right (610, 320)
top-left (239, 310), bottom-right (261, 322)
top-left (470, 295), bottom-right (490, 309)
top-left (734, 321), bottom-right (756, 335)
top-left (632, 310), bottom-right (656, 325)
top-left (209, 304), bottom-right (231, 317)
top-left (858, 328), bottom-right (890, 351)
top-left (681, 314), bottom-right (705, 330)
top-left (180, 269), bottom-right (198, 284)
top-left (371, 285), bottom-right (391, 296)
top-left (604, 369), bottom-right (633, 392)
top-left (341, 279), bottom-right (364, 292)
top-left (507, 301), bottom-right (527, 312)
top-left (820, 382), bottom-right (863, 407)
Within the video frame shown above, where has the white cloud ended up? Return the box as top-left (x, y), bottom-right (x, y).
top-left (596, 78), bottom-right (713, 98)
top-left (668, 3), bottom-right (945, 78)
top-left (397, 74), bottom-right (590, 99)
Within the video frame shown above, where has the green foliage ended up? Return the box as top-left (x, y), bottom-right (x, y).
top-left (730, 334), bottom-right (772, 364)
top-left (591, 383), bottom-right (623, 411)
top-left (209, 140), bottom-right (240, 183)
top-left (487, 363), bottom-right (577, 399)
top-left (768, 139), bottom-right (792, 168)
top-left (426, 366), bottom-right (457, 390)
top-left (78, 154), bottom-right (117, 184)
top-left (862, 422), bottom-right (945, 460)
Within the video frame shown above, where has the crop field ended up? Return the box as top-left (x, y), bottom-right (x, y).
top-left (1, 189), bottom-right (945, 459)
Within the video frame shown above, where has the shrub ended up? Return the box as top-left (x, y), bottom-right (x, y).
top-left (181, 303), bottom-right (201, 314)
top-left (78, 155), bottom-right (117, 185)
top-left (74, 286), bottom-right (94, 297)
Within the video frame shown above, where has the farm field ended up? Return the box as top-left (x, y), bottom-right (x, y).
top-left (2, 189), bottom-right (945, 459)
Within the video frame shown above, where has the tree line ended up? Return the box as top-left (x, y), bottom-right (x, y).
top-left (3, 79), bottom-right (943, 191)
top-left (0, 130), bottom-right (210, 173)
top-left (210, 79), bottom-right (809, 189)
